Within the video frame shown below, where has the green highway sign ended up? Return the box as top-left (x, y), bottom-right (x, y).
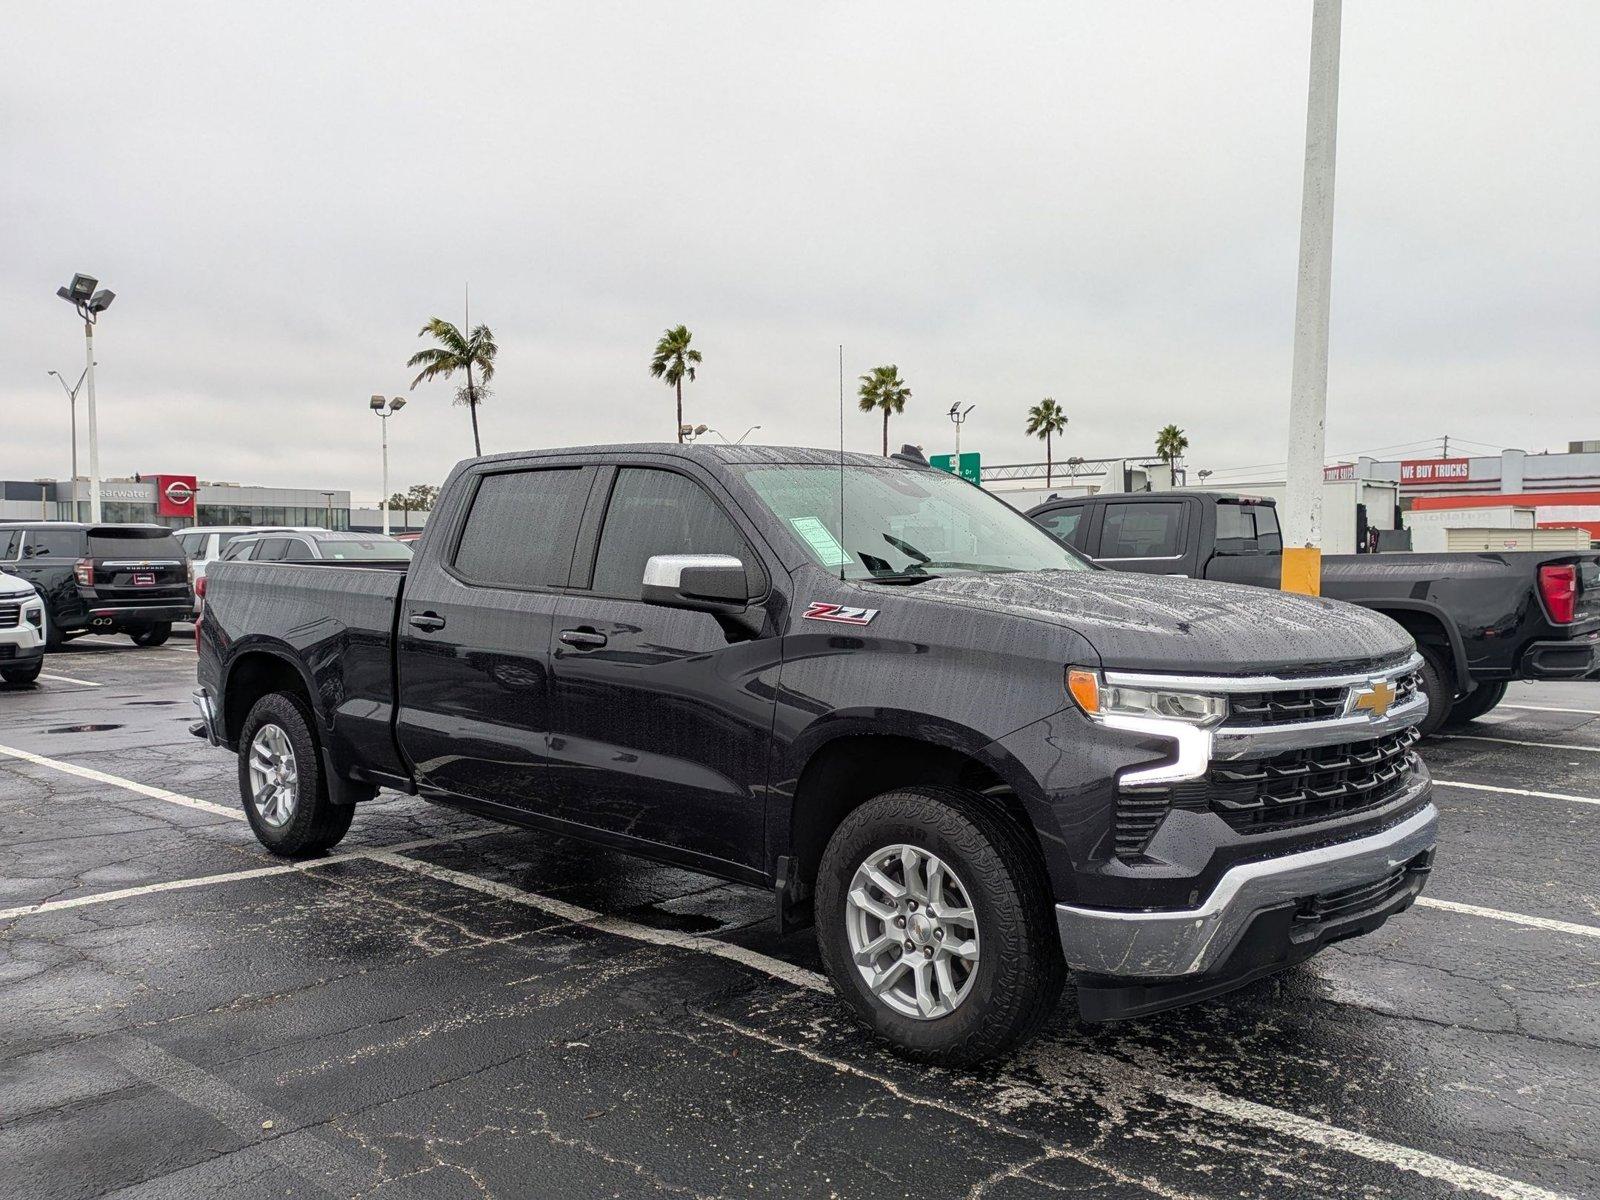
top-left (930, 451), bottom-right (981, 485)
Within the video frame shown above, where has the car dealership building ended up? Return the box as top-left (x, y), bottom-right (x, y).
top-left (0, 477), bottom-right (352, 530)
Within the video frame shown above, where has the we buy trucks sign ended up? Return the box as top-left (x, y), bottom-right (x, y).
top-left (1399, 458), bottom-right (1469, 483)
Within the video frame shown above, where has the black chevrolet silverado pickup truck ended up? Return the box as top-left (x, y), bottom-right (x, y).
top-left (1028, 491), bottom-right (1600, 734)
top-left (195, 444), bottom-right (1437, 1063)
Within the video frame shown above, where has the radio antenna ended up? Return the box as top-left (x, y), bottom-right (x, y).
top-left (838, 344), bottom-right (847, 582)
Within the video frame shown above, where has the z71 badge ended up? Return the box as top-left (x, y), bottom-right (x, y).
top-left (803, 602), bottom-right (879, 626)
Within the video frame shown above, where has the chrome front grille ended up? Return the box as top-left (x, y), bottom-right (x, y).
top-left (0, 602), bottom-right (19, 629)
top-left (1108, 655), bottom-right (1428, 862)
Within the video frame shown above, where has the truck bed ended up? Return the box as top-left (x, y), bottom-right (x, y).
top-left (199, 560), bottom-right (408, 782)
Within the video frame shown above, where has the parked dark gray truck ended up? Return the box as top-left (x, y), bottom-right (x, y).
top-left (195, 445), bottom-right (1438, 1063)
top-left (1028, 490), bottom-right (1600, 733)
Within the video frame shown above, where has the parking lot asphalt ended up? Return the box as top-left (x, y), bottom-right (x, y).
top-left (2, 634), bottom-right (1597, 1200)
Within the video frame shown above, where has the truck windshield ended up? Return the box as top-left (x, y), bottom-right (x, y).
top-left (736, 464), bottom-right (1090, 580)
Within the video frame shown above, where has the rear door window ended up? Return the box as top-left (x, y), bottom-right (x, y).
top-left (1216, 502), bottom-right (1282, 555)
top-left (1097, 503), bottom-right (1185, 559)
top-left (176, 532), bottom-right (204, 559)
top-left (0, 529), bottom-right (19, 559)
top-left (1033, 506), bottom-right (1085, 548)
top-left (255, 538), bottom-right (292, 561)
top-left (25, 529), bottom-right (83, 558)
top-left (281, 539), bottom-right (316, 562)
top-left (587, 468), bottom-right (752, 601)
top-left (452, 467), bottom-right (591, 589)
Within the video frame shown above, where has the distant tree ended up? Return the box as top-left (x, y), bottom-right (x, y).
top-left (650, 325), bottom-right (702, 443)
top-left (1155, 424), bottom-right (1190, 486)
top-left (405, 483), bottom-right (441, 511)
top-left (857, 365), bottom-right (911, 456)
top-left (1025, 398), bottom-right (1069, 487)
top-left (407, 318), bottom-right (497, 456)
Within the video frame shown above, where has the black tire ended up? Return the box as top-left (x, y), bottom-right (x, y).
top-left (236, 691), bottom-right (354, 856)
top-left (815, 785), bottom-right (1064, 1066)
top-left (1, 661), bottom-right (43, 685)
top-left (1414, 647), bottom-right (1454, 737)
top-left (130, 623), bottom-right (172, 647)
top-left (45, 621), bottom-right (64, 651)
top-left (1445, 680), bottom-right (1508, 726)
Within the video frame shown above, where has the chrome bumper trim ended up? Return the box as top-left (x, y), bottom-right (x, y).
top-left (191, 688), bottom-right (221, 747)
top-left (1055, 792), bottom-right (1437, 978)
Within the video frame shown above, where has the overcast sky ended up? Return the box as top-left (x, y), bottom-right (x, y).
top-left (3, 2), bottom-right (1596, 503)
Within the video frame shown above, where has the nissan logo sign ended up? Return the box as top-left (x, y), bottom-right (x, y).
top-left (164, 479), bottom-right (195, 506)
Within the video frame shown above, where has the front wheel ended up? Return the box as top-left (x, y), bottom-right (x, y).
top-left (1, 661), bottom-right (43, 686)
top-left (130, 623), bottom-right (172, 647)
top-left (815, 786), bottom-right (1064, 1066)
top-left (237, 692), bottom-right (354, 856)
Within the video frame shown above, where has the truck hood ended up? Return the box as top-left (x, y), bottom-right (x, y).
top-left (897, 568), bottom-right (1414, 675)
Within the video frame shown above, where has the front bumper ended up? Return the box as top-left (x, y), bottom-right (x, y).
top-left (1519, 631), bottom-right (1600, 680)
top-left (1056, 791), bottom-right (1436, 984)
top-left (1, 604), bottom-right (48, 661)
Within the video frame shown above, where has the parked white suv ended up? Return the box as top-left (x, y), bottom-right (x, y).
top-left (0, 569), bottom-right (48, 685)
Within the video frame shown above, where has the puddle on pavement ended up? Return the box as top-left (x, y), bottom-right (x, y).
top-left (46, 724), bottom-right (124, 734)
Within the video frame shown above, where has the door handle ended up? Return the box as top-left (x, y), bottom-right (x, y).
top-left (559, 627), bottom-right (608, 648)
top-left (408, 612), bottom-right (446, 632)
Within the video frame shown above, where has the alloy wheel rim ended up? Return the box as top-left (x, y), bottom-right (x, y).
top-left (845, 843), bottom-right (981, 1020)
top-left (247, 724), bottom-right (298, 829)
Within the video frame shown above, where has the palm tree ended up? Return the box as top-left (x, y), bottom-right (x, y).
top-left (407, 318), bottom-right (497, 456)
top-left (858, 365), bottom-right (911, 456)
top-left (1155, 424), bottom-right (1190, 486)
top-left (650, 325), bottom-right (702, 443)
top-left (1025, 398), bottom-right (1069, 487)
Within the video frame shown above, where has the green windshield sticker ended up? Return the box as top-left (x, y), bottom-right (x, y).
top-left (789, 516), bottom-right (851, 568)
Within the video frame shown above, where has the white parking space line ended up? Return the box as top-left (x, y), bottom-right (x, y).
top-left (1432, 778), bottom-right (1600, 808)
top-left (0, 831), bottom-right (499, 922)
top-left (1436, 734), bottom-right (1600, 753)
top-left (37, 673), bottom-right (104, 687)
top-left (0, 743), bottom-right (244, 820)
top-left (1416, 897), bottom-right (1600, 939)
top-left (707, 1015), bottom-right (1572, 1200)
top-left (1501, 703), bottom-right (1600, 716)
top-left (370, 852), bottom-right (832, 993)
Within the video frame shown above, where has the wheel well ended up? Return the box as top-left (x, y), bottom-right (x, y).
top-left (223, 653), bottom-right (310, 745)
top-left (1369, 608), bottom-right (1459, 685)
top-left (788, 735), bottom-right (1039, 892)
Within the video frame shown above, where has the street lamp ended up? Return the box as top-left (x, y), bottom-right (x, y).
top-left (55, 273), bottom-right (115, 522)
top-left (948, 403), bottom-right (975, 459)
top-left (679, 423), bottom-right (709, 443)
top-left (702, 425), bottom-right (762, 444)
top-left (370, 395), bottom-right (407, 534)
top-left (47, 366), bottom-right (91, 500)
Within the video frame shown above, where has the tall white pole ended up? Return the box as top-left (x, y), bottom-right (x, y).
top-left (1282, 0), bottom-right (1342, 578)
top-left (84, 321), bottom-right (102, 523)
top-left (380, 414), bottom-right (391, 535)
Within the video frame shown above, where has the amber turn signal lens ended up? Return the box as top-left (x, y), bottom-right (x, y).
top-left (1066, 668), bottom-right (1100, 715)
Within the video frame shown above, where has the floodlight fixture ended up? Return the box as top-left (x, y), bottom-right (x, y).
top-left (69, 273), bottom-right (98, 301)
top-left (88, 289), bottom-right (115, 313)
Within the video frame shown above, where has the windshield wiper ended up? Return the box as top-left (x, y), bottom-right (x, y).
top-left (861, 571), bottom-right (942, 585)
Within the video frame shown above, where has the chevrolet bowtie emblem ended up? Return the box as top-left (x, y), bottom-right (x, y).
top-left (1351, 680), bottom-right (1397, 719)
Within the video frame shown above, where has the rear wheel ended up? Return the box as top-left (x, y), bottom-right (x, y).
top-left (1, 661), bottom-right (43, 685)
top-left (815, 786), bottom-right (1063, 1066)
top-left (1445, 680), bottom-right (1508, 726)
top-left (130, 623), bottom-right (172, 647)
top-left (237, 692), bottom-right (354, 856)
top-left (1415, 647), bottom-right (1453, 737)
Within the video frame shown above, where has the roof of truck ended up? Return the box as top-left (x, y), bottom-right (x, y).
top-left (467, 444), bottom-right (920, 471)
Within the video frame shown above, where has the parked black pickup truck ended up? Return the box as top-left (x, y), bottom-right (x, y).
top-left (195, 445), bottom-right (1437, 1064)
top-left (0, 522), bottom-right (192, 647)
top-left (1027, 491), bottom-right (1600, 734)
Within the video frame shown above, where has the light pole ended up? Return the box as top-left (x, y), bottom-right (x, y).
top-left (1282, 0), bottom-right (1342, 595)
top-left (948, 403), bottom-right (975, 459)
top-left (55, 274), bottom-right (115, 522)
top-left (320, 491), bottom-right (338, 531)
top-left (47, 366), bottom-right (90, 498)
top-left (370, 395), bottom-right (407, 534)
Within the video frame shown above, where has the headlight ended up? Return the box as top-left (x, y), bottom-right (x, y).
top-left (1067, 668), bottom-right (1226, 727)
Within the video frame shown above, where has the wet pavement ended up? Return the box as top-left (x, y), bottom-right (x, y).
top-left (2, 632), bottom-right (1597, 1199)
